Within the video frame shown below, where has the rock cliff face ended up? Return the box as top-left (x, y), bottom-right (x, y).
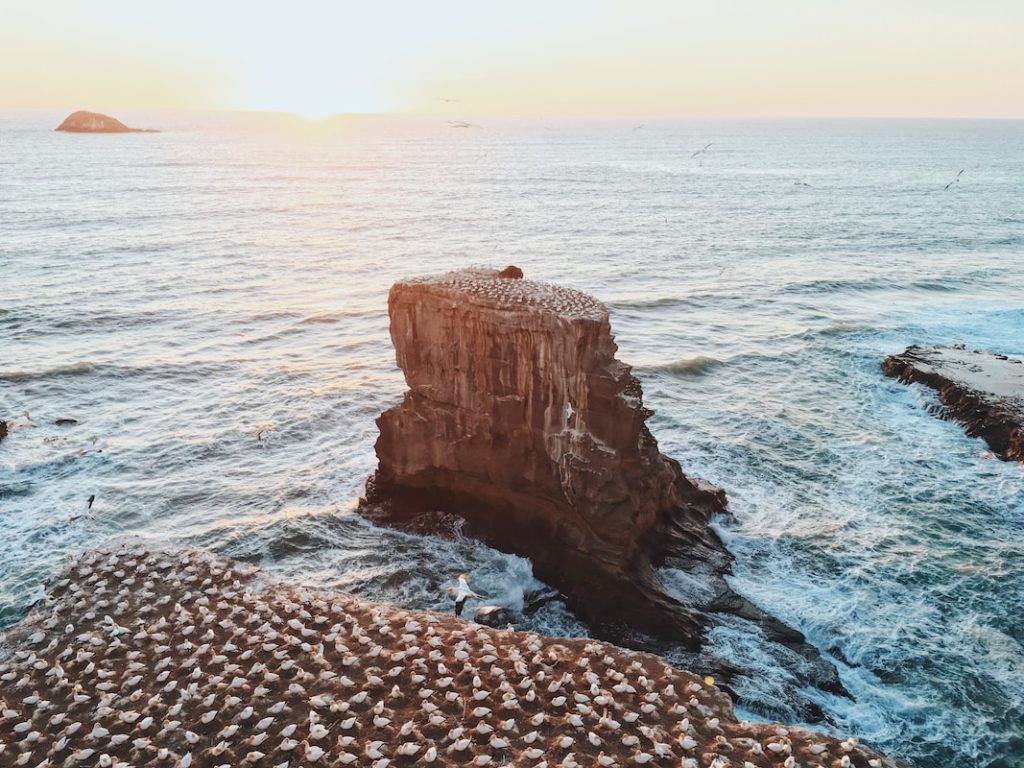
top-left (359, 268), bottom-right (843, 700)
top-left (55, 110), bottom-right (157, 133)
top-left (883, 344), bottom-right (1024, 462)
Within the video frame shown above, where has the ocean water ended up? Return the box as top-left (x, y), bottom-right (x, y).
top-left (1, 110), bottom-right (1023, 767)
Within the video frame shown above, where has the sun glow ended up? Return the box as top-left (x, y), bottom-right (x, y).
top-left (2, 1), bottom-right (1022, 117)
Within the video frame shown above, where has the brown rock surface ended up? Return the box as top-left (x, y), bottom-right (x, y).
top-left (55, 110), bottom-right (157, 133)
top-left (359, 268), bottom-right (845, 703)
top-left (883, 344), bottom-right (1024, 462)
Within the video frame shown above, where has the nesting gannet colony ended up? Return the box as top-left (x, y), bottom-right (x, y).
top-left (0, 543), bottom-right (891, 768)
top-left (404, 268), bottom-right (607, 321)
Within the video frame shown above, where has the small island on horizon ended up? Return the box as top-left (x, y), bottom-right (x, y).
top-left (54, 109), bottom-right (158, 133)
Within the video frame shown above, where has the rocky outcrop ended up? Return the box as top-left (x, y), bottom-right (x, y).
top-left (883, 345), bottom-right (1024, 462)
top-left (55, 110), bottom-right (157, 133)
top-left (0, 419), bottom-right (7, 443)
top-left (359, 269), bottom-right (845, 702)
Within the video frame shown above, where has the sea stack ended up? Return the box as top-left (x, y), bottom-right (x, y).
top-left (55, 110), bottom-right (157, 133)
top-left (883, 344), bottom-right (1024, 461)
top-left (359, 269), bottom-right (752, 645)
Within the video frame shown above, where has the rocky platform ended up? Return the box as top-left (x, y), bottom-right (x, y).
top-left (883, 345), bottom-right (1024, 462)
top-left (55, 111), bottom-right (157, 133)
top-left (359, 268), bottom-right (845, 702)
top-left (0, 543), bottom-right (892, 768)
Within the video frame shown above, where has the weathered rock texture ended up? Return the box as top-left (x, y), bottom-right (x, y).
top-left (883, 345), bottom-right (1024, 462)
top-left (359, 268), bottom-right (843, 709)
top-left (0, 419), bottom-right (7, 444)
top-left (55, 110), bottom-right (157, 133)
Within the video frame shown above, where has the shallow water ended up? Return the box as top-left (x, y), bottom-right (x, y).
top-left (2, 110), bottom-right (1023, 766)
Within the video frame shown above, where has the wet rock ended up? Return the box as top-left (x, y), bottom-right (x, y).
top-left (883, 345), bottom-right (1024, 462)
top-left (358, 267), bottom-right (846, 701)
top-left (0, 419), bottom-right (7, 443)
top-left (473, 604), bottom-right (515, 627)
top-left (54, 417), bottom-right (79, 426)
top-left (55, 110), bottom-right (158, 133)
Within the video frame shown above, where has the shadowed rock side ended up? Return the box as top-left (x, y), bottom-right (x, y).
top-left (55, 110), bottom-right (158, 133)
top-left (0, 419), bottom-right (7, 444)
top-left (0, 543), bottom-right (893, 768)
top-left (883, 345), bottom-right (1024, 462)
top-left (359, 268), bottom-right (845, 700)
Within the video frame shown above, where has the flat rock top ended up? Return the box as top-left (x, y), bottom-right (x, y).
top-left (398, 268), bottom-right (607, 321)
top-left (892, 345), bottom-right (1024, 409)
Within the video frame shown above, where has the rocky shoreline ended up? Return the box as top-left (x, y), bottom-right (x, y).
top-left (358, 269), bottom-right (844, 703)
top-left (882, 345), bottom-right (1024, 462)
top-left (0, 542), bottom-right (892, 768)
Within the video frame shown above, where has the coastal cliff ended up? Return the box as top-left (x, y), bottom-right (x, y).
top-left (55, 110), bottom-right (157, 133)
top-left (359, 268), bottom-right (844, 706)
top-left (883, 345), bottom-right (1024, 462)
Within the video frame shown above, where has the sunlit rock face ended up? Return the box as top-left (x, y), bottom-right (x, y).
top-left (360, 268), bottom-right (732, 647)
top-left (55, 110), bottom-right (156, 133)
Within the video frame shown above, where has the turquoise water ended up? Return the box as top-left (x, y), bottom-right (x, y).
top-left (1, 110), bottom-right (1022, 766)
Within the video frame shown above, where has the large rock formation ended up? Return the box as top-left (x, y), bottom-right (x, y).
top-left (883, 344), bottom-right (1024, 462)
top-left (359, 268), bottom-right (844, 708)
top-left (55, 110), bottom-right (157, 133)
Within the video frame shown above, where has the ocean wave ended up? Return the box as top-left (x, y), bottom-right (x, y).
top-left (0, 361), bottom-right (95, 382)
top-left (645, 355), bottom-right (725, 377)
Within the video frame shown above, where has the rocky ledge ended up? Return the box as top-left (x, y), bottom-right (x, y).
top-left (883, 345), bottom-right (1024, 462)
top-left (359, 268), bottom-right (844, 702)
top-left (0, 543), bottom-right (892, 768)
top-left (55, 110), bottom-right (158, 133)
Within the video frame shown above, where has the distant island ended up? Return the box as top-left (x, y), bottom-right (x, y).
top-left (54, 110), bottom-right (158, 133)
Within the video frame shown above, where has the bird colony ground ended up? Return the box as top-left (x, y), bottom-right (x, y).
top-left (0, 543), bottom-right (890, 768)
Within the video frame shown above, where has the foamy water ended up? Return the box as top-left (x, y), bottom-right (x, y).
top-left (1, 110), bottom-right (1022, 766)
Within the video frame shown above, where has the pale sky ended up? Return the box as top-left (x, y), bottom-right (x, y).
top-left (2, 1), bottom-right (1022, 118)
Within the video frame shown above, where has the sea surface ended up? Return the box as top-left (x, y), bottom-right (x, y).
top-left (1, 110), bottom-right (1023, 767)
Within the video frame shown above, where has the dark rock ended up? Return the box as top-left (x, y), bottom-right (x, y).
top-left (0, 420), bottom-right (7, 443)
top-left (358, 268), bottom-right (845, 698)
top-left (473, 605), bottom-right (515, 627)
top-left (55, 111), bottom-right (158, 133)
top-left (498, 265), bottom-right (524, 279)
top-left (55, 418), bottom-right (79, 426)
top-left (883, 345), bottom-right (1024, 462)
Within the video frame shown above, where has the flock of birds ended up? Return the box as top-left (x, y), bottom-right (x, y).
top-left (0, 543), bottom-right (890, 768)
top-left (405, 269), bottom-right (608, 322)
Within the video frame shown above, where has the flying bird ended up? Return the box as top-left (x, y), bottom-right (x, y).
top-left (448, 121), bottom-right (483, 129)
top-left (691, 142), bottom-right (713, 158)
top-left (943, 169), bottom-right (965, 191)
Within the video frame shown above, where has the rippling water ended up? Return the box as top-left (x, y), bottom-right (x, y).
top-left (2, 110), bottom-right (1022, 767)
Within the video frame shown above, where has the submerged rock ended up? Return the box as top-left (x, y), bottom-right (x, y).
top-left (883, 344), bottom-right (1024, 462)
top-left (359, 268), bottom-right (845, 699)
top-left (54, 110), bottom-right (157, 133)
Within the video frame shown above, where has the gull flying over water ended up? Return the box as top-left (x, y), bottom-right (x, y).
top-left (691, 142), bottom-right (713, 158)
top-left (448, 120), bottom-right (483, 129)
top-left (943, 169), bottom-right (965, 191)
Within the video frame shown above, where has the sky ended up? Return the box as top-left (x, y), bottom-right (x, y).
top-left (2, 1), bottom-right (1022, 118)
